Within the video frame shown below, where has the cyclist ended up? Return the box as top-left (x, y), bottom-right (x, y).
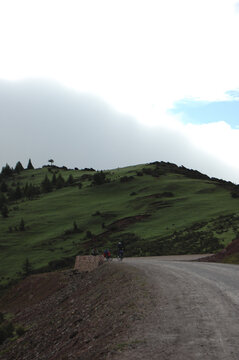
top-left (117, 241), bottom-right (125, 260)
top-left (91, 248), bottom-right (98, 256)
top-left (103, 249), bottom-right (111, 261)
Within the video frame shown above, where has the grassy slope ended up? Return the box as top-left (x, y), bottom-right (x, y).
top-left (1, 162), bottom-right (239, 285)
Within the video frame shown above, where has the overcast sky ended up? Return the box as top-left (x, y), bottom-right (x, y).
top-left (1, 0), bottom-right (239, 182)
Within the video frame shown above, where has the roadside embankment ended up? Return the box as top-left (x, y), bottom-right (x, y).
top-left (0, 262), bottom-right (152, 360)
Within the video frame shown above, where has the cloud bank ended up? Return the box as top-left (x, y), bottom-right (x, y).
top-left (1, 79), bottom-right (239, 183)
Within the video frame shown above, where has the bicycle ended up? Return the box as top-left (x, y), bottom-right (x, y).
top-left (117, 250), bottom-right (124, 261)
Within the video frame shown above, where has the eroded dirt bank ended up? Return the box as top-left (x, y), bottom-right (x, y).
top-left (0, 263), bottom-right (152, 360)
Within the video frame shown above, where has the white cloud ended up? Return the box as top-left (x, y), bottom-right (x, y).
top-left (184, 122), bottom-right (239, 169)
top-left (0, 0), bottom-right (239, 123)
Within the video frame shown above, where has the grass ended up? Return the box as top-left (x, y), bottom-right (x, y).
top-left (1, 161), bottom-right (239, 286)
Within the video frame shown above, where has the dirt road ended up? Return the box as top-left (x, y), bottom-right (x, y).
top-left (114, 255), bottom-right (239, 360)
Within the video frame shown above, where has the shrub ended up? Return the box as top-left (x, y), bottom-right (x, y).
top-left (22, 258), bottom-right (33, 276)
top-left (41, 175), bottom-right (53, 193)
top-left (66, 174), bottom-right (74, 185)
top-left (0, 181), bottom-right (8, 192)
top-left (142, 167), bottom-right (162, 177)
top-left (120, 176), bottom-right (134, 183)
top-left (92, 171), bottom-right (106, 185)
top-left (56, 174), bottom-right (65, 189)
top-left (0, 321), bottom-right (14, 344)
top-left (16, 325), bottom-right (26, 337)
top-left (82, 168), bottom-right (95, 171)
top-left (1, 205), bottom-right (9, 218)
top-left (0, 312), bottom-right (4, 323)
top-left (19, 218), bottom-right (25, 231)
top-left (86, 230), bottom-right (92, 238)
top-left (47, 257), bottom-right (75, 271)
top-left (92, 211), bottom-right (101, 216)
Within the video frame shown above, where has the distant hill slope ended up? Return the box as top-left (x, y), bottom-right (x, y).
top-left (1, 161), bottom-right (239, 287)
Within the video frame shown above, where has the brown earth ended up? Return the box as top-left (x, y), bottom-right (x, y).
top-left (198, 237), bottom-right (239, 263)
top-left (0, 263), bottom-right (152, 360)
top-left (85, 214), bottom-right (150, 248)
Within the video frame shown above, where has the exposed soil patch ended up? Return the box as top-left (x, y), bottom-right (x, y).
top-left (108, 215), bottom-right (150, 230)
top-left (85, 215), bottom-right (150, 248)
top-left (0, 263), bottom-right (151, 360)
top-left (143, 192), bottom-right (174, 199)
top-left (196, 188), bottom-right (215, 194)
top-left (199, 238), bottom-right (239, 263)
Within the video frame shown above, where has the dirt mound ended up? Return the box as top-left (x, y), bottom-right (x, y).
top-left (0, 263), bottom-right (150, 360)
top-left (199, 238), bottom-right (239, 263)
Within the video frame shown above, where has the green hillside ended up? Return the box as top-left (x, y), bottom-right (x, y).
top-left (1, 161), bottom-right (239, 287)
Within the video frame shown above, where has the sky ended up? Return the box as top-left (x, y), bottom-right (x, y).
top-left (0, 0), bottom-right (239, 182)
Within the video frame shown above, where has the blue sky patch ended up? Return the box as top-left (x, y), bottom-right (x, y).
top-left (170, 99), bottom-right (239, 129)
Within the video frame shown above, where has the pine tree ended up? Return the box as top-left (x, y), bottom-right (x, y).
top-left (51, 173), bottom-right (57, 186)
top-left (0, 193), bottom-right (7, 209)
top-left (15, 161), bottom-right (24, 173)
top-left (73, 221), bottom-right (78, 232)
top-left (24, 183), bottom-right (40, 199)
top-left (1, 205), bottom-right (9, 218)
top-left (27, 159), bottom-right (34, 170)
top-left (56, 174), bottom-right (65, 189)
top-left (0, 181), bottom-right (8, 192)
top-left (19, 218), bottom-right (25, 231)
top-left (1, 164), bottom-right (13, 177)
top-left (14, 185), bottom-right (22, 200)
top-left (41, 175), bottom-right (52, 193)
top-left (22, 258), bottom-right (33, 276)
top-left (66, 174), bottom-right (74, 185)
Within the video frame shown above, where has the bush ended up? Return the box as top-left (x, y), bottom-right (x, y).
top-left (16, 325), bottom-right (26, 337)
top-left (92, 211), bottom-right (101, 216)
top-left (142, 167), bottom-right (162, 177)
top-left (47, 257), bottom-right (75, 271)
top-left (0, 312), bottom-right (4, 323)
top-left (1, 205), bottom-right (9, 218)
top-left (92, 171), bottom-right (106, 185)
top-left (19, 218), bottom-right (25, 231)
top-left (56, 174), bottom-right (65, 189)
top-left (22, 258), bottom-right (33, 276)
top-left (0, 321), bottom-right (14, 344)
top-left (86, 230), bottom-right (92, 238)
top-left (120, 176), bottom-right (134, 183)
top-left (41, 175), bottom-right (53, 193)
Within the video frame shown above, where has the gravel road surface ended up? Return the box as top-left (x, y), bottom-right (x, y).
top-left (115, 255), bottom-right (239, 360)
